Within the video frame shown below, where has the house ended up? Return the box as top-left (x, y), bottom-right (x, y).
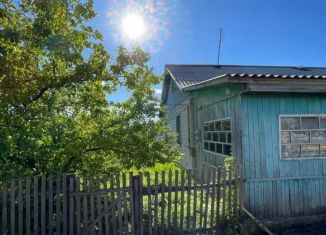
top-left (161, 64), bottom-right (326, 219)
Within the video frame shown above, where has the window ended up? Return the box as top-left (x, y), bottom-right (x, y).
top-left (203, 118), bottom-right (232, 156)
top-left (176, 115), bottom-right (181, 145)
top-left (280, 115), bottom-right (326, 159)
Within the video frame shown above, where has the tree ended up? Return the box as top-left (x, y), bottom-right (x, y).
top-left (0, 0), bottom-right (180, 179)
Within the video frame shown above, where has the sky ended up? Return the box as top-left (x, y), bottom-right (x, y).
top-left (92, 0), bottom-right (326, 102)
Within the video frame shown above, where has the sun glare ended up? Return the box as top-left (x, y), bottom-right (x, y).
top-left (122, 13), bottom-right (146, 40)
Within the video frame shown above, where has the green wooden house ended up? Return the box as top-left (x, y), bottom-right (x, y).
top-left (161, 64), bottom-right (326, 219)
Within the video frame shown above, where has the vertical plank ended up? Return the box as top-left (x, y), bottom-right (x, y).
top-left (203, 169), bottom-right (210, 232)
top-left (82, 177), bottom-right (88, 233)
top-left (228, 167), bottom-right (232, 214)
top-left (160, 171), bottom-right (166, 235)
top-left (133, 175), bottom-right (140, 235)
top-left (48, 176), bottom-right (54, 235)
top-left (146, 172), bottom-right (153, 235)
top-left (234, 165), bottom-right (239, 215)
top-left (33, 176), bottom-right (39, 235)
top-left (192, 169), bottom-right (198, 232)
top-left (103, 176), bottom-right (110, 235)
top-left (216, 167), bottom-right (221, 224)
top-left (167, 170), bottom-right (172, 232)
top-left (138, 173), bottom-right (144, 235)
top-left (122, 173), bottom-right (129, 234)
top-left (110, 175), bottom-right (117, 235)
top-left (222, 168), bottom-right (227, 217)
top-left (180, 169), bottom-right (185, 230)
top-left (210, 170), bottom-right (217, 233)
top-left (129, 172), bottom-right (135, 235)
top-left (56, 175), bottom-right (61, 234)
top-left (116, 174), bottom-right (123, 234)
top-left (10, 179), bottom-right (15, 235)
top-left (199, 170), bottom-right (204, 235)
top-left (173, 171), bottom-right (179, 229)
top-left (18, 178), bottom-right (23, 235)
top-left (186, 169), bottom-right (192, 231)
top-left (69, 176), bottom-right (75, 235)
top-left (153, 172), bottom-right (159, 235)
top-left (76, 177), bottom-right (81, 235)
top-left (41, 175), bottom-right (46, 235)
top-left (63, 174), bottom-right (68, 235)
top-left (96, 177), bottom-right (103, 235)
top-left (1, 180), bottom-right (8, 234)
top-left (89, 177), bottom-right (95, 233)
top-left (26, 177), bottom-right (31, 235)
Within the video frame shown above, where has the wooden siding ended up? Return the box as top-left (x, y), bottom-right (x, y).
top-left (166, 80), bottom-right (193, 169)
top-left (193, 84), bottom-right (245, 171)
top-left (242, 93), bottom-right (326, 218)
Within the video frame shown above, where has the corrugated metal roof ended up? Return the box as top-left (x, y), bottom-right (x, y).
top-left (166, 64), bottom-right (326, 90)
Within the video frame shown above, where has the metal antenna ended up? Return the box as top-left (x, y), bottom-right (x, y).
top-left (217, 28), bottom-right (223, 65)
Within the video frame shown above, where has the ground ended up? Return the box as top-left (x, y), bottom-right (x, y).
top-left (275, 222), bottom-right (326, 235)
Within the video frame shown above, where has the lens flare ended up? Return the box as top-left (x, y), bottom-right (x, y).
top-left (122, 13), bottom-right (146, 40)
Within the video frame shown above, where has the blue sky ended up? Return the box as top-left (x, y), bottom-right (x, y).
top-left (92, 0), bottom-right (326, 102)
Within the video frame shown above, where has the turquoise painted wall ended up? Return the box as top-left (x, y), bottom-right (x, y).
top-left (242, 93), bottom-right (326, 218)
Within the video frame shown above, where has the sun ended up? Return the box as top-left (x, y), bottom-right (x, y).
top-left (121, 13), bottom-right (146, 41)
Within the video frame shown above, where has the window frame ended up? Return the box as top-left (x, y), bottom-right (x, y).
top-left (279, 114), bottom-right (326, 160)
top-left (202, 117), bottom-right (232, 157)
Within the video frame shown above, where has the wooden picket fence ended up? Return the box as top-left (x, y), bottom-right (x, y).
top-left (0, 166), bottom-right (242, 235)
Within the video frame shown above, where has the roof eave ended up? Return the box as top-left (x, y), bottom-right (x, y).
top-left (182, 74), bottom-right (230, 91)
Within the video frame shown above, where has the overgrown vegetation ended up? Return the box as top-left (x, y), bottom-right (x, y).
top-left (0, 0), bottom-right (181, 180)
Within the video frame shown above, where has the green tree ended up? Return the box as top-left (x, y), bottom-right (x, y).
top-left (0, 0), bottom-right (180, 179)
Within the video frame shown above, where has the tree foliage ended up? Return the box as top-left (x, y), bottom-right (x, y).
top-left (0, 0), bottom-right (180, 179)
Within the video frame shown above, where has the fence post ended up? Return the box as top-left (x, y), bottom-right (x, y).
top-left (132, 175), bottom-right (142, 235)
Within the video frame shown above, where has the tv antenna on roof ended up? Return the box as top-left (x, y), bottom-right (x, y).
top-left (217, 28), bottom-right (223, 65)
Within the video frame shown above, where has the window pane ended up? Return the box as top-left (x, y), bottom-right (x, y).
top-left (212, 133), bottom-right (218, 142)
top-left (281, 117), bottom-right (300, 130)
top-left (204, 142), bottom-right (208, 150)
top-left (207, 132), bottom-right (211, 141)
top-left (209, 123), bottom-right (214, 131)
top-left (214, 121), bottom-right (222, 131)
top-left (219, 132), bottom-right (226, 142)
top-left (204, 123), bottom-right (209, 131)
top-left (311, 130), bottom-right (326, 143)
top-left (204, 133), bottom-right (208, 141)
top-left (302, 144), bottom-right (319, 158)
top-left (291, 131), bottom-right (309, 143)
top-left (281, 131), bottom-right (291, 144)
top-left (227, 133), bottom-right (232, 143)
top-left (222, 120), bottom-right (231, 131)
top-left (223, 145), bottom-right (232, 156)
top-left (321, 144), bottom-right (326, 157)
top-left (320, 117), bottom-right (326, 129)
top-left (302, 117), bottom-right (319, 129)
top-left (216, 143), bottom-right (222, 154)
top-left (209, 143), bottom-right (215, 152)
top-left (282, 144), bottom-right (300, 158)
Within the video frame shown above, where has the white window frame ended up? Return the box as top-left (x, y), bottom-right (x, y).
top-left (203, 117), bottom-right (232, 157)
top-left (279, 114), bottom-right (326, 160)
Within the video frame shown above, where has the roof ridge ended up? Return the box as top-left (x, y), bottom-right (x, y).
top-left (165, 64), bottom-right (326, 69)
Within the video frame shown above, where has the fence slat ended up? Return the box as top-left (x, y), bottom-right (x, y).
top-left (180, 169), bottom-right (185, 230)
top-left (41, 175), bottom-right (46, 235)
top-left (49, 175), bottom-right (54, 235)
top-left (63, 174), bottom-right (68, 235)
top-left (186, 169), bottom-right (192, 231)
top-left (216, 167), bottom-right (221, 224)
top-left (160, 171), bottom-right (166, 235)
top-left (10, 179), bottom-right (15, 235)
top-left (96, 177), bottom-right (103, 235)
top-left (116, 174), bottom-right (123, 235)
top-left (122, 173), bottom-right (129, 234)
top-left (228, 166), bottom-right (232, 214)
top-left (146, 172), bottom-right (153, 235)
top-left (234, 165), bottom-right (239, 215)
top-left (1, 180), bottom-right (8, 234)
top-left (129, 172), bottom-right (135, 235)
top-left (89, 177), bottom-right (95, 234)
top-left (173, 171), bottom-right (179, 230)
top-left (203, 169), bottom-right (210, 232)
top-left (18, 178), bottom-right (23, 235)
top-left (222, 168), bottom-right (227, 217)
top-left (139, 173), bottom-right (144, 235)
top-left (199, 171), bottom-right (204, 235)
top-left (103, 176), bottom-right (110, 235)
top-left (69, 176), bottom-right (75, 235)
top-left (34, 176), bottom-right (39, 235)
top-left (153, 172), bottom-right (158, 235)
top-left (167, 170), bottom-right (172, 232)
top-left (56, 175), bottom-right (61, 234)
top-left (26, 177), bottom-right (31, 235)
top-left (192, 169), bottom-right (198, 233)
top-left (110, 175), bottom-right (117, 235)
top-left (82, 177), bottom-right (88, 233)
top-left (210, 170), bottom-right (217, 233)
top-left (76, 177), bottom-right (81, 235)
